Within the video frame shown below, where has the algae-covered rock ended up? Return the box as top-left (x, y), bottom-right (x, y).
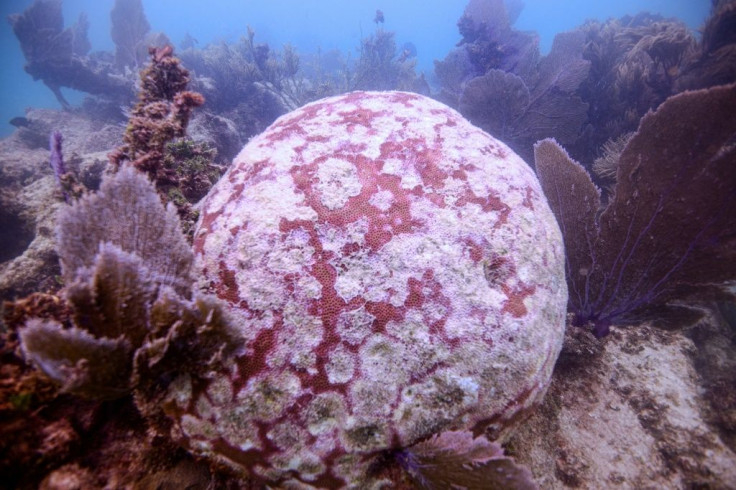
top-left (163, 91), bottom-right (567, 486)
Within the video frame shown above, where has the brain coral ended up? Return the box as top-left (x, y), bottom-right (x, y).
top-left (164, 91), bottom-right (567, 487)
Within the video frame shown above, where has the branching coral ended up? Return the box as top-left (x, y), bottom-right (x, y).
top-left (352, 29), bottom-right (422, 92)
top-left (535, 83), bottom-right (736, 337)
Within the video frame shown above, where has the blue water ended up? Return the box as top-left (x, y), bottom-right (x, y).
top-left (0, 0), bottom-right (710, 137)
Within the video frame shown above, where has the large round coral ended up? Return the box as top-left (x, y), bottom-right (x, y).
top-left (163, 91), bottom-right (567, 487)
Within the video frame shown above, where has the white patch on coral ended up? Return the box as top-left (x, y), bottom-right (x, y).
top-left (350, 379), bottom-right (396, 417)
top-left (359, 334), bottom-right (408, 386)
top-left (269, 312), bottom-right (323, 374)
top-left (325, 345), bottom-right (355, 384)
top-left (206, 377), bottom-right (233, 406)
top-left (305, 393), bottom-right (347, 436)
top-left (216, 407), bottom-right (262, 451)
top-left (337, 307), bottom-right (375, 345)
top-left (333, 252), bottom-right (394, 303)
top-left (296, 274), bottom-right (322, 300)
top-left (315, 158), bottom-right (362, 210)
top-left (164, 374), bottom-right (192, 409)
top-left (368, 189), bottom-right (394, 211)
top-left (181, 414), bottom-right (217, 441)
top-left (266, 228), bottom-right (315, 275)
top-left (382, 156), bottom-right (422, 189)
top-left (317, 219), bottom-right (369, 254)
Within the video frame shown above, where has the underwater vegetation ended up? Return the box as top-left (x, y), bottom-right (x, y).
top-left (535, 83), bottom-right (736, 337)
top-left (20, 165), bottom-right (239, 400)
top-left (2, 0), bottom-right (736, 487)
top-left (436, 0), bottom-right (736, 166)
top-left (108, 44), bottom-right (216, 233)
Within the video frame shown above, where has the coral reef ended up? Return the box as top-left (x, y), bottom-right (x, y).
top-left (109, 45), bottom-right (211, 232)
top-left (110, 0), bottom-right (169, 70)
top-left (17, 165), bottom-right (239, 400)
top-left (8, 0), bottom-right (133, 109)
top-left (48, 131), bottom-right (85, 203)
top-left (172, 91), bottom-right (567, 486)
top-left (177, 31), bottom-right (298, 158)
top-left (573, 12), bottom-right (697, 165)
top-left (676, 0), bottom-right (736, 91)
top-left (352, 29), bottom-right (428, 93)
top-left (534, 83), bottom-right (736, 337)
top-left (509, 322), bottom-right (736, 488)
top-left (3, 0), bottom-right (736, 487)
top-left (458, 31), bottom-right (589, 156)
top-left (437, 0), bottom-right (736, 168)
top-left (436, 0), bottom-right (588, 162)
top-left (0, 107), bottom-right (120, 303)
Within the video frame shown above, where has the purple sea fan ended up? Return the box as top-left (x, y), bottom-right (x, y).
top-left (535, 82), bottom-right (736, 337)
top-left (398, 430), bottom-right (538, 489)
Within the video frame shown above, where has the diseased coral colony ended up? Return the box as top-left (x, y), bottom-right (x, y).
top-left (179, 90), bottom-right (566, 486)
top-left (1, 0), bottom-right (736, 488)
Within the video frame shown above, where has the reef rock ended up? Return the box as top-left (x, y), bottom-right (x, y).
top-left (166, 91), bottom-right (567, 486)
top-left (510, 320), bottom-right (736, 488)
top-left (0, 108), bottom-right (119, 303)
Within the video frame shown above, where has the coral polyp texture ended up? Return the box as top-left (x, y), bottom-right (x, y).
top-left (169, 91), bottom-right (567, 486)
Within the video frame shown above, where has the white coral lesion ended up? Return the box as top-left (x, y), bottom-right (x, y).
top-left (337, 307), bottom-right (375, 345)
top-left (315, 157), bottom-right (362, 210)
top-left (325, 345), bottom-right (356, 384)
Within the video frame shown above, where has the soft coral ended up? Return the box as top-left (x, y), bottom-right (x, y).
top-left (535, 82), bottom-right (736, 337)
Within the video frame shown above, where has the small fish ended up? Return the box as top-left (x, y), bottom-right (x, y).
top-left (9, 116), bottom-right (30, 128)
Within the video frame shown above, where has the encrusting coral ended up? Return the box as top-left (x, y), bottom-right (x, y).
top-left (165, 90), bottom-right (567, 487)
top-left (534, 82), bottom-right (736, 337)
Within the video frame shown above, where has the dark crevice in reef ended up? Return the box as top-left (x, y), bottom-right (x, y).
top-left (0, 204), bottom-right (34, 264)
